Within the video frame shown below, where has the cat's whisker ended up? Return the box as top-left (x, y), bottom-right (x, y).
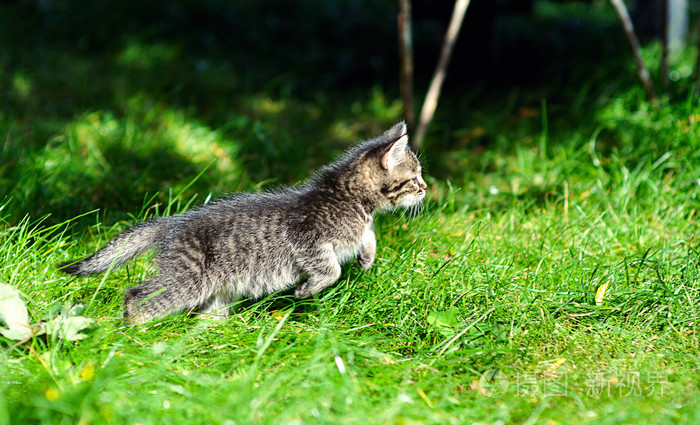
top-left (412, 204), bottom-right (420, 220)
top-left (411, 203), bottom-right (422, 221)
top-left (399, 207), bottom-right (408, 221)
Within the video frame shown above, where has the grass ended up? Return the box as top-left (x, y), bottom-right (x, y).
top-left (2, 1), bottom-right (700, 424)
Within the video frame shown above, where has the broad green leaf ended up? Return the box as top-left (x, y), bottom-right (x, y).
top-left (40, 315), bottom-right (94, 341)
top-left (427, 307), bottom-right (460, 337)
top-left (39, 304), bottom-right (94, 341)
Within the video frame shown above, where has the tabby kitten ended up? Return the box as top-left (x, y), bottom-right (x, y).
top-left (60, 122), bottom-right (427, 324)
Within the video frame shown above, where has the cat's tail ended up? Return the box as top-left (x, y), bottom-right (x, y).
top-left (58, 218), bottom-right (168, 277)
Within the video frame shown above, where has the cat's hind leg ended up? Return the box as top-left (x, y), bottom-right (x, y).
top-left (124, 277), bottom-right (173, 324)
top-left (124, 239), bottom-right (221, 324)
top-left (124, 275), bottom-right (213, 324)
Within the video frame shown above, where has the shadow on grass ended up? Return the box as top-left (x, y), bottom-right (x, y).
top-left (1, 0), bottom-right (409, 226)
top-left (1, 0), bottom-right (689, 227)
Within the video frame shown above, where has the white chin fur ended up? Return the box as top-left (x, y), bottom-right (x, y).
top-left (397, 193), bottom-right (425, 210)
top-left (377, 193), bottom-right (425, 213)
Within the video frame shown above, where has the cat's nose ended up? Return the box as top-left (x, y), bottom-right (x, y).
top-left (417, 175), bottom-right (427, 190)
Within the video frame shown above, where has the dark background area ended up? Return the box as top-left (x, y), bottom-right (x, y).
top-left (0, 0), bottom-right (696, 225)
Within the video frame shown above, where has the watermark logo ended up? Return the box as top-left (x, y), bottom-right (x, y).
top-left (475, 369), bottom-right (670, 398)
top-left (478, 369), bottom-right (510, 397)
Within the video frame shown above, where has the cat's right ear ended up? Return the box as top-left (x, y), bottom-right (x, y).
top-left (385, 121), bottom-right (408, 139)
top-left (381, 134), bottom-right (409, 170)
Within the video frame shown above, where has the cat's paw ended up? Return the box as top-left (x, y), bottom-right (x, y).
top-left (357, 256), bottom-right (374, 270)
top-left (294, 282), bottom-right (313, 299)
top-left (357, 255), bottom-right (374, 270)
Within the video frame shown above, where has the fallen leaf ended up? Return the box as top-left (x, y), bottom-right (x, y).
top-left (518, 107), bottom-right (539, 118)
top-left (269, 310), bottom-right (286, 320)
top-left (416, 388), bottom-right (433, 408)
top-left (40, 315), bottom-right (94, 341)
top-left (0, 283), bottom-right (33, 340)
top-left (595, 282), bottom-right (611, 306)
top-left (458, 127), bottom-right (487, 145)
top-left (544, 358), bottom-right (567, 378)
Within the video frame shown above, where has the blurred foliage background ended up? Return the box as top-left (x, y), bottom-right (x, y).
top-left (0, 0), bottom-right (697, 226)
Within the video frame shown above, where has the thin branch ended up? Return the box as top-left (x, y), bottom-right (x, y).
top-left (609, 0), bottom-right (658, 106)
top-left (413, 0), bottom-right (471, 149)
top-left (660, 0), bottom-right (669, 86)
top-left (696, 18), bottom-right (700, 95)
top-left (398, 0), bottom-right (415, 132)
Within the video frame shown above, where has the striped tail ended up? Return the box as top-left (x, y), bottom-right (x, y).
top-left (59, 218), bottom-right (167, 276)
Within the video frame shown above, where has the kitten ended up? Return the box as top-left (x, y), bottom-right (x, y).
top-left (59, 122), bottom-right (427, 324)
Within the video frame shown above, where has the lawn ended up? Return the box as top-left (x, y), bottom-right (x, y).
top-left (1, 1), bottom-right (699, 424)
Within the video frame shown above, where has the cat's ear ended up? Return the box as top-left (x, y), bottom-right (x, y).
top-left (381, 134), bottom-right (409, 170)
top-left (385, 121), bottom-right (408, 139)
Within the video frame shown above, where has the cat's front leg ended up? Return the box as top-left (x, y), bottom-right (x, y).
top-left (357, 222), bottom-right (376, 270)
top-left (295, 243), bottom-right (342, 299)
top-left (197, 292), bottom-right (235, 321)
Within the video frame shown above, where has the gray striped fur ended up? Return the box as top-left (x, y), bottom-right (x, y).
top-left (60, 122), bottom-right (427, 324)
top-left (59, 219), bottom-right (166, 276)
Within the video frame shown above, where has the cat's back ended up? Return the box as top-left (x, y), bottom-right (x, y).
top-left (162, 183), bottom-right (365, 248)
top-left (157, 190), bottom-right (299, 259)
top-left (175, 189), bottom-right (302, 233)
